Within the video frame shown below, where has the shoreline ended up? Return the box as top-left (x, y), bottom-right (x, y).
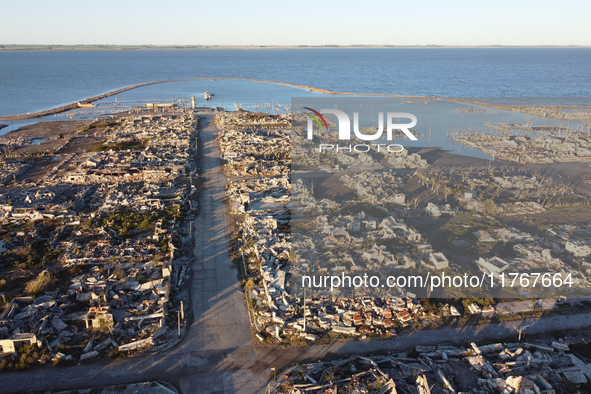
top-left (1, 78), bottom-right (590, 122)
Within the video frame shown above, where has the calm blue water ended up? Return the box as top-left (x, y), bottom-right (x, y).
top-left (1, 48), bottom-right (591, 117)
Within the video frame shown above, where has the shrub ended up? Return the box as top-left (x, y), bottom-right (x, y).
top-left (113, 267), bottom-right (125, 280)
top-left (25, 271), bottom-right (56, 297)
top-left (17, 344), bottom-right (33, 354)
top-left (93, 315), bottom-right (113, 334)
top-left (108, 350), bottom-right (126, 360)
top-left (244, 277), bottom-right (255, 290)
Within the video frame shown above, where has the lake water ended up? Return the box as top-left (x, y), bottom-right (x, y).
top-left (1, 48), bottom-right (590, 158)
top-left (1, 48), bottom-right (591, 117)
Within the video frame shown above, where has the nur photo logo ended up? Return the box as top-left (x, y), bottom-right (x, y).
top-left (304, 107), bottom-right (418, 141)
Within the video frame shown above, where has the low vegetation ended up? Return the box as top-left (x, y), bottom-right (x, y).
top-left (93, 205), bottom-right (185, 237)
top-left (0, 344), bottom-right (51, 372)
top-left (90, 138), bottom-right (149, 152)
top-left (25, 270), bottom-right (56, 297)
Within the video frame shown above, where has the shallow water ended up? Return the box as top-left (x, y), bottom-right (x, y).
top-left (1, 48), bottom-right (589, 159)
top-left (1, 48), bottom-right (591, 117)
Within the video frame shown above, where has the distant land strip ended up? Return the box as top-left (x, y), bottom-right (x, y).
top-left (1, 78), bottom-right (590, 121)
top-left (2, 44), bottom-right (591, 51)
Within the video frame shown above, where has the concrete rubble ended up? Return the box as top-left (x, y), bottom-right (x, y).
top-left (217, 115), bottom-right (290, 177)
top-left (217, 111), bottom-right (591, 347)
top-left (270, 337), bottom-right (591, 393)
top-left (452, 123), bottom-right (591, 163)
top-left (0, 111), bottom-right (197, 366)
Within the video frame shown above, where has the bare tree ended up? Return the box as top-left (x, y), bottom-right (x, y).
top-left (513, 322), bottom-right (534, 342)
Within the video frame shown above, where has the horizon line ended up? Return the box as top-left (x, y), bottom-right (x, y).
top-left (1, 44), bottom-right (591, 51)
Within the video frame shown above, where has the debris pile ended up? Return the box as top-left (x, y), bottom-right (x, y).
top-left (270, 338), bottom-right (591, 393)
top-left (0, 111), bottom-right (197, 367)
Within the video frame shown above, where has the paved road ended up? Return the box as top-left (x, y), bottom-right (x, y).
top-left (2, 114), bottom-right (591, 393)
top-left (175, 115), bottom-right (267, 393)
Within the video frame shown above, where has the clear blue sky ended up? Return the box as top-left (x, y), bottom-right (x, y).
top-left (2, 0), bottom-right (590, 46)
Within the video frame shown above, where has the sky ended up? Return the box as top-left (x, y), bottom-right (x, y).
top-left (2, 0), bottom-right (590, 46)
